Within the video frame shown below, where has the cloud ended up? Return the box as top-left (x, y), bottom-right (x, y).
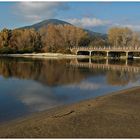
top-left (18, 83), bottom-right (62, 112)
top-left (67, 81), bottom-right (100, 90)
top-left (13, 2), bottom-right (140, 33)
top-left (113, 23), bottom-right (140, 31)
top-left (15, 2), bottom-right (69, 22)
top-left (67, 17), bottom-right (140, 33)
top-left (67, 17), bottom-right (110, 28)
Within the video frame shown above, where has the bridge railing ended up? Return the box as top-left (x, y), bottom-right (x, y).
top-left (70, 46), bottom-right (140, 51)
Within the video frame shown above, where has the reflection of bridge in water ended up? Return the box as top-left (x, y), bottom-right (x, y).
top-left (70, 58), bottom-right (140, 73)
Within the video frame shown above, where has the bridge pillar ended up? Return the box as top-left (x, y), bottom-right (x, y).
top-left (106, 51), bottom-right (109, 58)
top-left (126, 52), bottom-right (128, 59)
top-left (89, 51), bottom-right (92, 57)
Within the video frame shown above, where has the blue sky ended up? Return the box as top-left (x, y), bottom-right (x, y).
top-left (1, 2), bottom-right (140, 33)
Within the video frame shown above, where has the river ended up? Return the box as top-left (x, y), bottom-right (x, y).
top-left (0, 57), bottom-right (140, 123)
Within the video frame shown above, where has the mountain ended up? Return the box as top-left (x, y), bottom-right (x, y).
top-left (20, 19), bottom-right (107, 38)
top-left (20, 19), bottom-right (71, 30)
top-left (85, 29), bottom-right (107, 39)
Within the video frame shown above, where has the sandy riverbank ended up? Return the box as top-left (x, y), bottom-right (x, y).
top-left (0, 53), bottom-right (89, 59)
top-left (0, 87), bottom-right (140, 138)
top-left (0, 53), bottom-right (110, 59)
top-left (0, 53), bottom-right (140, 59)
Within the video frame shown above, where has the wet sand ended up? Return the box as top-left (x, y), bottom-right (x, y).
top-left (0, 87), bottom-right (140, 138)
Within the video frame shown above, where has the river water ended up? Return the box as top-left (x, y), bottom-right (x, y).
top-left (0, 57), bottom-right (140, 123)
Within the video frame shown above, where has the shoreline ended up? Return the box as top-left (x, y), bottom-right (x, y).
top-left (0, 53), bottom-right (89, 59)
top-left (0, 53), bottom-right (107, 60)
top-left (0, 53), bottom-right (140, 60)
top-left (0, 86), bottom-right (140, 138)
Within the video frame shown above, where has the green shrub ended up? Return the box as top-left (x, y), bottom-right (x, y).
top-left (0, 47), bottom-right (16, 54)
top-left (56, 48), bottom-right (71, 54)
top-left (17, 47), bottom-right (35, 54)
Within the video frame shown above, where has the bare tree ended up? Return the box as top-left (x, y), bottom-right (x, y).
top-left (39, 24), bottom-right (88, 53)
top-left (108, 27), bottom-right (133, 47)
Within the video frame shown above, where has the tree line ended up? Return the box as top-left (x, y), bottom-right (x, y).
top-left (108, 27), bottom-right (140, 47)
top-left (0, 24), bottom-right (89, 54)
top-left (0, 24), bottom-right (140, 54)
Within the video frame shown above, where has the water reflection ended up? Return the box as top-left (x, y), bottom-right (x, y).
top-left (0, 57), bottom-right (140, 122)
top-left (71, 58), bottom-right (140, 85)
top-left (0, 57), bottom-right (86, 86)
top-left (0, 57), bottom-right (140, 86)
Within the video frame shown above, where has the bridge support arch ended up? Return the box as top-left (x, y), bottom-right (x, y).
top-left (91, 51), bottom-right (107, 57)
top-left (108, 51), bottom-right (126, 58)
top-left (77, 51), bottom-right (90, 56)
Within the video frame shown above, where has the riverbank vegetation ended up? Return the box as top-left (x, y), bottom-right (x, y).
top-left (0, 24), bottom-right (140, 54)
top-left (0, 25), bottom-right (88, 54)
top-left (108, 27), bottom-right (140, 47)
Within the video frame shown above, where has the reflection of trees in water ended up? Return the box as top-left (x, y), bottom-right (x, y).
top-left (0, 57), bottom-right (139, 86)
top-left (0, 57), bottom-right (87, 86)
top-left (106, 70), bottom-right (138, 86)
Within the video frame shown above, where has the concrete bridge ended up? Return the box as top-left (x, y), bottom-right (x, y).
top-left (70, 46), bottom-right (140, 58)
top-left (69, 58), bottom-right (140, 73)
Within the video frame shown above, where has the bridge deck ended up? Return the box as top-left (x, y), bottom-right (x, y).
top-left (71, 47), bottom-right (140, 52)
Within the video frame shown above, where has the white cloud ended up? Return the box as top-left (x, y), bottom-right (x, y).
top-left (67, 17), bottom-right (110, 28)
top-left (113, 23), bottom-right (140, 31)
top-left (15, 2), bottom-right (69, 22)
top-left (19, 83), bottom-right (61, 112)
top-left (67, 17), bottom-right (140, 33)
top-left (13, 2), bottom-right (140, 33)
top-left (67, 81), bottom-right (100, 90)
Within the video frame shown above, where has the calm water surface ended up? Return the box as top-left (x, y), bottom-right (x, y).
top-left (0, 57), bottom-right (140, 123)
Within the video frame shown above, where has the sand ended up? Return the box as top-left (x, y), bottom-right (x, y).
top-left (0, 87), bottom-right (140, 138)
top-left (0, 53), bottom-right (88, 59)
